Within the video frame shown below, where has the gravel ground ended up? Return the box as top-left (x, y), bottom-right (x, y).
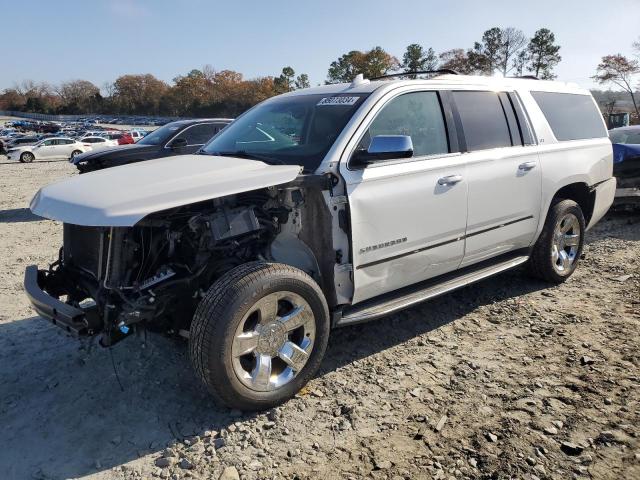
top-left (0, 161), bottom-right (638, 480)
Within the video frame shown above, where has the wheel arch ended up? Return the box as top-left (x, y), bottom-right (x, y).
top-left (551, 182), bottom-right (595, 225)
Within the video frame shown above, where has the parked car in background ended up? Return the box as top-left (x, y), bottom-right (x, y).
top-left (80, 136), bottom-right (119, 151)
top-left (72, 118), bottom-right (232, 172)
top-left (5, 136), bottom-right (42, 149)
top-left (7, 137), bottom-right (88, 163)
top-left (117, 132), bottom-right (135, 145)
top-left (128, 129), bottom-right (148, 142)
top-left (609, 126), bottom-right (640, 207)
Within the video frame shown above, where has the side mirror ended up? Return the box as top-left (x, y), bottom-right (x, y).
top-left (352, 135), bottom-right (413, 164)
top-left (169, 137), bottom-right (188, 150)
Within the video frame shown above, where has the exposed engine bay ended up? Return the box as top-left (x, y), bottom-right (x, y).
top-left (37, 183), bottom-right (338, 346)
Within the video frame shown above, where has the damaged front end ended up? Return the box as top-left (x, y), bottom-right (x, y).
top-left (25, 192), bottom-right (285, 346)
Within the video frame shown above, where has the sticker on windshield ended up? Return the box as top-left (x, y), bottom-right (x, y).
top-left (317, 96), bottom-right (360, 106)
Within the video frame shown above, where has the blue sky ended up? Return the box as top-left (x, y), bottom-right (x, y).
top-left (1, 0), bottom-right (638, 92)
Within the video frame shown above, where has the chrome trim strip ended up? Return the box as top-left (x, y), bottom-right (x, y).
top-left (356, 215), bottom-right (533, 270)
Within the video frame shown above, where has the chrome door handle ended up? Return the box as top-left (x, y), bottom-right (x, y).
top-left (518, 161), bottom-right (536, 171)
top-left (437, 174), bottom-right (463, 186)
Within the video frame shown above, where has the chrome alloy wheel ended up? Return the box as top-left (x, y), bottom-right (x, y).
top-left (231, 291), bottom-right (315, 392)
top-left (551, 212), bottom-right (581, 274)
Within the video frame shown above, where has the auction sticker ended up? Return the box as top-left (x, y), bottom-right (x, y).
top-left (317, 96), bottom-right (360, 106)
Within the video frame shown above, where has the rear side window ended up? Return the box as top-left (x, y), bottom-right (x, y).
top-left (452, 91), bottom-right (512, 151)
top-left (531, 91), bottom-right (607, 141)
top-left (181, 123), bottom-right (218, 145)
top-left (359, 91), bottom-right (449, 157)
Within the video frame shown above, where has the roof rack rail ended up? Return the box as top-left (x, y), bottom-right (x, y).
top-left (370, 69), bottom-right (459, 81)
top-left (508, 75), bottom-right (539, 80)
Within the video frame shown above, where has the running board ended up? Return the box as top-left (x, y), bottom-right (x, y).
top-left (336, 253), bottom-right (529, 327)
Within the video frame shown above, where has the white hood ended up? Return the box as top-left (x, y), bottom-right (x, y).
top-left (30, 155), bottom-right (301, 226)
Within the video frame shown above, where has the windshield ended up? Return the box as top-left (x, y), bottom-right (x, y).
top-left (610, 129), bottom-right (640, 144)
top-left (201, 93), bottom-right (369, 171)
top-left (138, 122), bottom-right (183, 146)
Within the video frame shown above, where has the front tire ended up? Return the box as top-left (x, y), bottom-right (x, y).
top-left (20, 152), bottom-right (34, 163)
top-left (189, 262), bottom-right (330, 410)
top-left (529, 199), bottom-right (585, 283)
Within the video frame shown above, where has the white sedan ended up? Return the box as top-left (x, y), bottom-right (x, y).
top-left (6, 137), bottom-right (89, 163)
top-left (80, 136), bottom-right (119, 151)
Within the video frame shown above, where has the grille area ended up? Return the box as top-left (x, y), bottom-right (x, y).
top-left (63, 224), bottom-right (106, 279)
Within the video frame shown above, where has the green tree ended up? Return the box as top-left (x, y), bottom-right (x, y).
top-left (472, 27), bottom-right (504, 74)
top-left (593, 54), bottom-right (640, 119)
top-left (274, 66), bottom-right (296, 93)
top-left (327, 47), bottom-right (399, 83)
top-left (56, 80), bottom-right (101, 113)
top-left (525, 28), bottom-right (561, 79)
top-left (401, 43), bottom-right (438, 78)
top-left (295, 73), bottom-right (310, 89)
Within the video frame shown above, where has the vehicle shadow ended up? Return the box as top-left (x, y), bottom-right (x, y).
top-left (0, 208), bottom-right (42, 223)
top-left (0, 266), bottom-right (549, 480)
top-left (0, 159), bottom-right (70, 165)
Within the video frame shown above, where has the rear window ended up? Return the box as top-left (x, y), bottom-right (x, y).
top-left (452, 91), bottom-right (513, 151)
top-left (531, 91), bottom-right (606, 141)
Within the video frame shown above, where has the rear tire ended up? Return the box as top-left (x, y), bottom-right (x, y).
top-left (70, 150), bottom-right (82, 160)
top-left (528, 199), bottom-right (585, 283)
top-left (20, 152), bottom-right (34, 163)
top-left (189, 261), bottom-right (330, 410)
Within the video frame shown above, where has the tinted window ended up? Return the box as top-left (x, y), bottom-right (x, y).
top-left (531, 91), bottom-right (607, 141)
top-left (453, 91), bottom-right (512, 151)
top-left (359, 91), bottom-right (448, 157)
top-left (180, 124), bottom-right (218, 145)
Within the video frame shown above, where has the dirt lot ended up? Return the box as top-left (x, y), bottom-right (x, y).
top-left (0, 160), bottom-right (638, 480)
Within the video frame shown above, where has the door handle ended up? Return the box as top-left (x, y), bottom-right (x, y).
top-left (437, 174), bottom-right (463, 186)
top-left (518, 161), bottom-right (536, 171)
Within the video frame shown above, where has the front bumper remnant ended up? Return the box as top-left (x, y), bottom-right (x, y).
top-left (23, 265), bottom-right (91, 336)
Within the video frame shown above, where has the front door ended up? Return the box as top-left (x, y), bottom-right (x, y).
top-left (340, 90), bottom-right (468, 304)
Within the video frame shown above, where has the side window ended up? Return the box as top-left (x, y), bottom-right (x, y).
top-left (452, 91), bottom-right (512, 151)
top-left (358, 91), bottom-right (449, 157)
top-left (530, 91), bottom-right (607, 141)
top-left (180, 124), bottom-right (218, 145)
top-left (64, 139), bottom-right (74, 144)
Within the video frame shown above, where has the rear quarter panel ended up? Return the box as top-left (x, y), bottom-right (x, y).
top-left (516, 88), bottom-right (613, 238)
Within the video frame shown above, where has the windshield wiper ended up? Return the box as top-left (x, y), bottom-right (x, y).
top-left (208, 150), bottom-right (284, 165)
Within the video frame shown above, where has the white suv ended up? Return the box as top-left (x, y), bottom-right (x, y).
top-left (25, 72), bottom-right (615, 410)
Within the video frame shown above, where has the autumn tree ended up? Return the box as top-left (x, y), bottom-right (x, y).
top-left (401, 43), bottom-right (438, 78)
top-left (56, 80), bottom-right (101, 113)
top-left (327, 47), bottom-right (399, 83)
top-left (112, 74), bottom-right (169, 115)
top-left (593, 54), bottom-right (640, 119)
top-left (525, 28), bottom-right (561, 79)
top-left (438, 49), bottom-right (475, 74)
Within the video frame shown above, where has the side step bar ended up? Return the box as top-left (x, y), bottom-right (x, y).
top-left (336, 253), bottom-right (529, 327)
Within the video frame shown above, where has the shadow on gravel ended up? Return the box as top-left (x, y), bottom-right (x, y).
top-left (0, 208), bottom-right (42, 223)
top-left (0, 266), bottom-right (550, 479)
top-left (0, 159), bottom-right (70, 165)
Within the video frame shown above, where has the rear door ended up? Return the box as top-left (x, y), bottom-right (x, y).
top-left (340, 89), bottom-right (468, 304)
top-left (451, 90), bottom-right (541, 266)
top-left (37, 139), bottom-right (58, 159)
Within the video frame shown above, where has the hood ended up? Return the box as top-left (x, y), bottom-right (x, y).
top-left (72, 142), bottom-right (157, 164)
top-left (31, 155), bottom-right (301, 226)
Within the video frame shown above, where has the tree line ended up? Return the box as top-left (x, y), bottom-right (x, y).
top-left (0, 27), bottom-right (637, 122)
top-left (0, 65), bottom-right (310, 118)
top-left (327, 27), bottom-right (562, 82)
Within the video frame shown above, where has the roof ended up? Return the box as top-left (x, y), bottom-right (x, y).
top-left (283, 74), bottom-right (589, 97)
